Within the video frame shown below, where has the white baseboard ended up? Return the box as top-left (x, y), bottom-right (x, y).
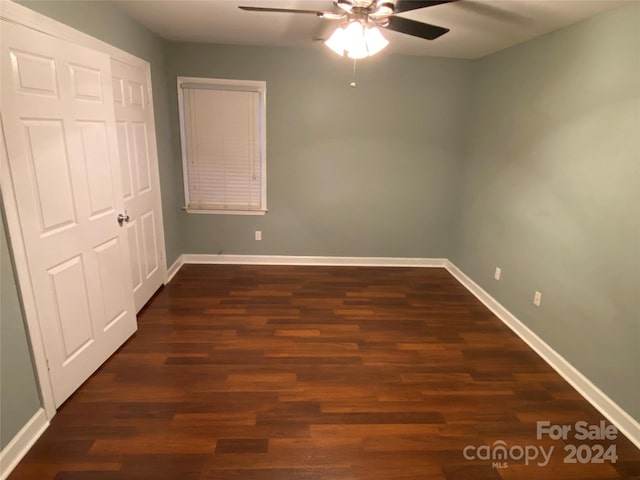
top-left (181, 254), bottom-right (447, 268)
top-left (0, 408), bottom-right (49, 480)
top-left (166, 254), bottom-right (185, 283)
top-left (444, 260), bottom-right (640, 450)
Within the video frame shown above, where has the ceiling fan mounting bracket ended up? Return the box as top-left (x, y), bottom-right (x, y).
top-left (349, 9), bottom-right (369, 22)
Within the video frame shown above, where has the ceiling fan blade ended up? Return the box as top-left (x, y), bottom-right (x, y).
top-left (239, 6), bottom-right (334, 17)
top-left (394, 0), bottom-right (456, 13)
top-left (384, 16), bottom-right (449, 40)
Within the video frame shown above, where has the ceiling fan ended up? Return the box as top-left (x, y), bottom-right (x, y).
top-left (239, 1), bottom-right (457, 59)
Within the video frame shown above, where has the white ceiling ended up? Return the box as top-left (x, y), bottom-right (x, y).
top-left (114, 0), bottom-right (625, 59)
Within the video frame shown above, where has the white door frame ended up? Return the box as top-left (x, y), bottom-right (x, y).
top-left (0, 0), bottom-right (167, 420)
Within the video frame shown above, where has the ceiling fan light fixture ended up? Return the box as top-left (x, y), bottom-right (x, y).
top-left (324, 21), bottom-right (389, 59)
top-left (324, 25), bottom-right (347, 56)
top-left (345, 21), bottom-right (368, 59)
top-left (364, 25), bottom-right (389, 56)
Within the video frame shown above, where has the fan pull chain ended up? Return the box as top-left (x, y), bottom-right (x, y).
top-left (350, 58), bottom-right (357, 88)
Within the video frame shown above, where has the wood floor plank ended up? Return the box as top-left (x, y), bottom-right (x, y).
top-left (7, 264), bottom-right (639, 480)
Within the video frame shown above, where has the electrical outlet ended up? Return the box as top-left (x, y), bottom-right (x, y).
top-left (494, 267), bottom-right (501, 281)
top-left (255, 230), bottom-right (262, 241)
top-left (533, 291), bottom-right (542, 307)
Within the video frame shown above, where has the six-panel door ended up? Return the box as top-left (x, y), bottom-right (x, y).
top-left (111, 59), bottom-right (166, 312)
top-left (1, 22), bottom-right (138, 407)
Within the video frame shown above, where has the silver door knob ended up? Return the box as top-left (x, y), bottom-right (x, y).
top-left (117, 212), bottom-right (130, 225)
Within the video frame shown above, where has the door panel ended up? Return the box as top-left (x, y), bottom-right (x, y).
top-left (23, 120), bottom-right (77, 232)
top-left (128, 80), bottom-right (145, 108)
top-left (111, 59), bottom-right (166, 311)
top-left (1, 21), bottom-right (137, 407)
top-left (127, 221), bottom-right (143, 292)
top-left (94, 237), bottom-right (128, 329)
top-left (10, 49), bottom-right (58, 95)
top-left (48, 255), bottom-right (94, 359)
top-left (132, 122), bottom-right (151, 193)
top-left (116, 121), bottom-right (134, 199)
top-left (141, 211), bottom-right (159, 278)
top-left (78, 121), bottom-right (116, 215)
top-left (69, 63), bottom-right (103, 102)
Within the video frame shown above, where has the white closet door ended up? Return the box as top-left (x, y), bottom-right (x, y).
top-left (111, 59), bottom-right (166, 312)
top-left (0, 21), bottom-right (136, 407)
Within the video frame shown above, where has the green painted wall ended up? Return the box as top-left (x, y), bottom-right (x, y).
top-left (0, 208), bottom-right (41, 449)
top-left (17, 0), bottom-right (184, 266)
top-left (452, 3), bottom-right (640, 420)
top-left (164, 43), bottom-right (473, 257)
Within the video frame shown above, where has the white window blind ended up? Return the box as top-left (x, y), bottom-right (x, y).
top-left (178, 78), bottom-right (266, 214)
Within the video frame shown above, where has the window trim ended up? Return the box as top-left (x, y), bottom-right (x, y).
top-left (177, 76), bottom-right (267, 215)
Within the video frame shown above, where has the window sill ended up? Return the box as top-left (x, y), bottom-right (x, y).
top-left (183, 207), bottom-right (267, 216)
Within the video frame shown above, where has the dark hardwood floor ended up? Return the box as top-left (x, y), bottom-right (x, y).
top-left (8, 264), bottom-right (640, 480)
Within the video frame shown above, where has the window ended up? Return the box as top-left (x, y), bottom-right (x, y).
top-left (177, 77), bottom-right (266, 214)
